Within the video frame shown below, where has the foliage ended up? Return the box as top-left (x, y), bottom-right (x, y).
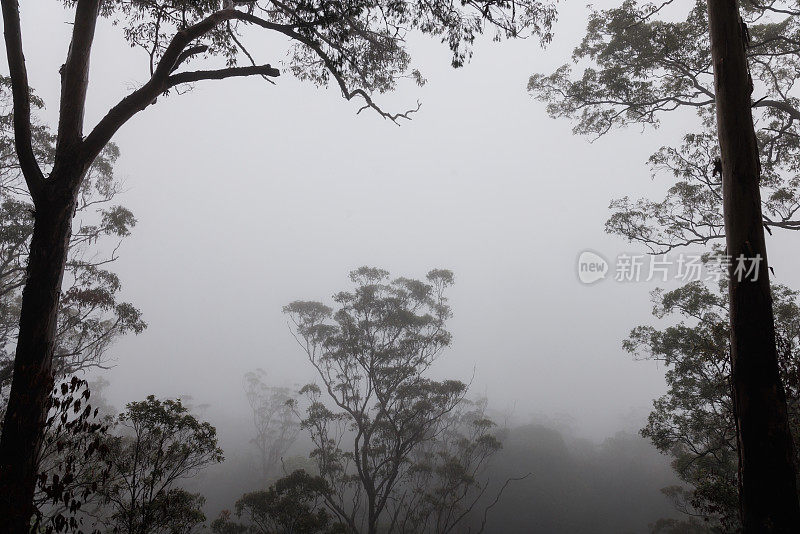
top-left (96, 395), bottom-right (224, 534)
top-left (212, 469), bottom-right (345, 534)
top-left (625, 277), bottom-right (800, 532)
top-left (528, 0), bottom-right (800, 252)
top-left (0, 75), bottom-right (145, 392)
top-left (31, 377), bottom-right (110, 534)
top-left (388, 398), bottom-right (505, 534)
top-left (87, 0), bottom-right (556, 120)
top-left (211, 510), bottom-right (250, 534)
top-left (243, 369), bottom-right (299, 482)
top-left (284, 267), bottom-right (504, 533)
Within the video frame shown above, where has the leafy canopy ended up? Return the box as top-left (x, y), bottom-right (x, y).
top-left (284, 268), bottom-right (504, 533)
top-left (627, 276), bottom-right (800, 531)
top-left (97, 395), bottom-right (223, 534)
top-left (529, 1), bottom-right (800, 252)
top-left (69, 0), bottom-right (557, 124)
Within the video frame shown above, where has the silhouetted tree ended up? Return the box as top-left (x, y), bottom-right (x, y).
top-left (244, 369), bottom-right (299, 481)
top-left (0, 1), bottom-right (557, 528)
top-left (0, 76), bottom-right (145, 392)
top-left (284, 267), bottom-right (506, 534)
top-left (95, 396), bottom-right (223, 534)
top-left (627, 275), bottom-right (800, 532)
top-left (213, 469), bottom-right (344, 534)
top-left (529, 1), bottom-right (800, 527)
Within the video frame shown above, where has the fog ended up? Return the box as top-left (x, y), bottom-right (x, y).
top-left (9, 1), bottom-right (800, 532)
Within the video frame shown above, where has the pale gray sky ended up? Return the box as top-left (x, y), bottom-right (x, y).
top-left (12, 1), bottom-right (800, 443)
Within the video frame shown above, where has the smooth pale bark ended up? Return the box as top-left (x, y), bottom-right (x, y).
top-left (706, 1), bottom-right (800, 531)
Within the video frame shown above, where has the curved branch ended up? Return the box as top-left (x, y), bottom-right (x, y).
top-left (753, 99), bottom-right (800, 121)
top-left (476, 473), bottom-right (532, 534)
top-left (237, 12), bottom-right (421, 122)
top-left (170, 45), bottom-right (209, 73)
top-left (80, 9), bottom-right (247, 164)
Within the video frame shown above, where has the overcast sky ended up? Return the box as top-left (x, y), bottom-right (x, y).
top-left (11, 1), bottom-right (800, 443)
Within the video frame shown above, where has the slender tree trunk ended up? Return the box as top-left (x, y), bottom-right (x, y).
top-left (0, 184), bottom-right (77, 532)
top-left (706, 1), bottom-right (800, 531)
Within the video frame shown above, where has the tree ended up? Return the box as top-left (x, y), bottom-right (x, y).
top-left (527, 0), bottom-right (800, 253)
top-left (0, 1), bottom-right (556, 528)
top-left (0, 76), bottom-right (145, 392)
top-left (243, 369), bottom-right (299, 482)
top-left (212, 469), bottom-right (345, 534)
top-left (0, 73), bottom-right (142, 532)
top-left (528, 1), bottom-right (800, 528)
top-left (626, 276), bottom-right (800, 532)
top-left (94, 395), bottom-right (224, 534)
top-left (705, 2), bottom-right (799, 528)
top-left (283, 267), bottom-right (506, 534)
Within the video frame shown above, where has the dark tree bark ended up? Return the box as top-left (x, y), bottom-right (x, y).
top-left (706, 1), bottom-right (800, 531)
top-left (0, 1), bottom-right (98, 530)
top-left (0, 188), bottom-right (79, 532)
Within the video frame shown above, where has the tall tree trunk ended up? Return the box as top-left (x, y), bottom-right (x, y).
top-left (0, 186), bottom-right (76, 533)
top-left (706, 1), bottom-right (800, 531)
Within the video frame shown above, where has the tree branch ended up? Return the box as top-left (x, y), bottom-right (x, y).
top-left (80, 9), bottom-right (245, 164)
top-left (170, 45), bottom-right (209, 74)
top-left (54, 0), bottom-right (101, 176)
top-left (81, 5), bottom-right (417, 163)
top-left (476, 473), bottom-right (532, 534)
top-left (0, 0), bottom-right (45, 202)
top-left (753, 99), bottom-right (800, 122)
top-left (237, 12), bottom-right (420, 123)
top-left (167, 64), bottom-right (279, 87)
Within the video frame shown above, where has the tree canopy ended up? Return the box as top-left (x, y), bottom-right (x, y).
top-left (283, 268), bottom-right (505, 534)
top-left (529, 0), bottom-right (800, 252)
top-left (96, 395), bottom-right (224, 534)
top-left (626, 275), bottom-right (800, 531)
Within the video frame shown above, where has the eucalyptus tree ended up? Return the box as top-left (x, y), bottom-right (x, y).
top-left (284, 268), bottom-right (505, 534)
top-left (0, 77), bottom-right (145, 394)
top-left (529, 1), bottom-right (800, 528)
top-left (386, 397), bottom-right (508, 534)
top-left (212, 469), bottom-right (343, 534)
top-left (0, 0), bottom-right (557, 528)
top-left (528, 1), bottom-right (800, 252)
top-left (96, 396), bottom-right (224, 534)
top-left (243, 369), bottom-right (299, 482)
top-left (627, 277), bottom-right (800, 532)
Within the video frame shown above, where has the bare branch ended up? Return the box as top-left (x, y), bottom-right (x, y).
top-left (170, 44), bottom-right (209, 73)
top-left (477, 473), bottom-right (533, 534)
top-left (168, 64), bottom-right (279, 87)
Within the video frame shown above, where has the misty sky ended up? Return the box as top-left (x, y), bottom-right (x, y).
top-left (12, 1), bottom-right (800, 443)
